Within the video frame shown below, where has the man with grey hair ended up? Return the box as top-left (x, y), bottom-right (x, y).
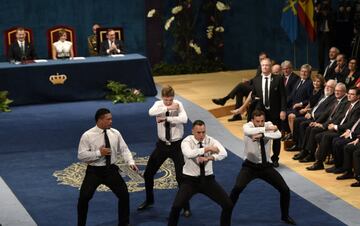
top-left (281, 60), bottom-right (299, 98)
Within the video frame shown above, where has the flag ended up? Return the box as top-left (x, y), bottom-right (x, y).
top-left (281, 0), bottom-right (298, 43)
top-left (297, 0), bottom-right (316, 41)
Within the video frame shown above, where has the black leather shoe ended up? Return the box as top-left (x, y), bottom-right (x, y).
top-left (333, 168), bottom-right (346, 174)
top-left (272, 160), bottom-right (279, 168)
top-left (212, 98), bottom-right (226, 106)
top-left (293, 151), bottom-right (307, 160)
top-left (228, 114), bottom-right (242, 122)
top-left (286, 145), bottom-right (298, 152)
top-left (282, 133), bottom-right (293, 141)
top-left (182, 209), bottom-right (192, 217)
top-left (299, 155), bottom-right (315, 163)
top-left (137, 201), bottom-right (154, 211)
top-left (336, 172), bottom-right (354, 180)
top-left (306, 163), bottom-right (324, 171)
top-left (350, 181), bottom-right (360, 187)
top-left (281, 216), bottom-right (296, 225)
top-left (325, 166), bottom-right (336, 173)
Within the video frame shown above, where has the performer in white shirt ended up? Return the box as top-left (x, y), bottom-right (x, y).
top-left (229, 110), bottom-right (296, 225)
top-left (77, 108), bottom-right (138, 226)
top-left (168, 120), bottom-right (233, 226)
top-left (138, 85), bottom-right (191, 216)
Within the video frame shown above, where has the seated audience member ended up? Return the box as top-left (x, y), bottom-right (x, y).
top-left (8, 27), bottom-right (37, 62)
top-left (284, 64), bottom-right (314, 139)
top-left (88, 23), bottom-right (100, 56)
top-left (334, 54), bottom-right (349, 83)
top-left (339, 137), bottom-right (360, 187)
top-left (52, 29), bottom-right (74, 60)
top-left (99, 29), bottom-right (124, 55)
top-left (211, 52), bottom-right (268, 121)
top-left (303, 87), bottom-right (360, 166)
top-left (281, 60), bottom-right (300, 101)
top-left (341, 57), bottom-right (359, 89)
top-left (290, 82), bottom-right (346, 155)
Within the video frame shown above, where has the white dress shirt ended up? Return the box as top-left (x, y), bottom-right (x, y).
top-left (78, 126), bottom-right (135, 166)
top-left (243, 121), bottom-right (281, 164)
top-left (148, 99), bottom-right (188, 142)
top-left (53, 40), bottom-right (72, 58)
top-left (181, 135), bottom-right (227, 176)
top-left (106, 40), bottom-right (121, 54)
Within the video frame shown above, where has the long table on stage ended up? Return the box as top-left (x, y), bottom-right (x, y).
top-left (0, 54), bottom-right (157, 106)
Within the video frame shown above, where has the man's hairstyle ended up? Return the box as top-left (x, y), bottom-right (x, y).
top-left (281, 60), bottom-right (293, 69)
top-left (330, 47), bottom-right (340, 54)
top-left (192, 119), bottom-right (205, 128)
top-left (95, 108), bottom-right (111, 122)
top-left (349, 87), bottom-right (360, 96)
top-left (258, 51), bottom-right (268, 57)
top-left (301, 64), bottom-right (312, 72)
top-left (251, 109), bottom-right (265, 119)
top-left (335, 82), bottom-right (347, 92)
top-left (16, 27), bottom-right (25, 33)
top-left (107, 29), bottom-right (115, 34)
top-left (161, 85), bottom-right (175, 97)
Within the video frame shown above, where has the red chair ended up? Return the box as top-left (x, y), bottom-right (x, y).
top-left (4, 27), bottom-right (33, 57)
top-left (47, 25), bottom-right (77, 58)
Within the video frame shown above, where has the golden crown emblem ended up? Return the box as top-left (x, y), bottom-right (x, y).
top-left (49, 73), bottom-right (67, 85)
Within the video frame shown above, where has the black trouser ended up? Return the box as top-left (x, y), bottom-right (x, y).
top-left (77, 164), bottom-right (129, 226)
top-left (143, 140), bottom-right (190, 210)
top-left (332, 137), bottom-right (353, 168)
top-left (343, 143), bottom-right (360, 177)
top-left (229, 160), bottom-right (291, 219)
top-left (293, 117), bottom-right (311, 147)
top-left (315, 130), bottom-right (339, 162)
top-left (168, 175), bottom-right (233, 226)
top-left (225, 82), bottom-right (252, 109)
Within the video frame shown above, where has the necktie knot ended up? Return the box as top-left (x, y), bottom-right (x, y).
top-left (199, 141), bottom-right (203, 148)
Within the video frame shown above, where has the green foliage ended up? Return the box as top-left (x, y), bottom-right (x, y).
top-left (152, 60), bottom-right (226, 76)
top-left (105, 81), bottom-right (145, 104)
top-left (0, 90), bottom-right (13, 112)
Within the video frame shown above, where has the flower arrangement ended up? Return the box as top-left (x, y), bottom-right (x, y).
top-left (105, 81), bottom-right (145, 104)
top-left (0, 90), bottom-right (13, 112)
top-left (148, 0), bottom-right (231, 75)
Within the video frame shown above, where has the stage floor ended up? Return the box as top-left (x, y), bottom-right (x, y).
top-left (154, 70), bottom-right (360, 211)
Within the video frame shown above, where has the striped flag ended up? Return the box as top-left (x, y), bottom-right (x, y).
top-left (297, 0), bottom-right (316, 41)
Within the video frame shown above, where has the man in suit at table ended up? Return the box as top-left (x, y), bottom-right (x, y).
top-left (8, 27), bottom-right (36, 62)
top-left (251, 57), bottom-right (287, 167)
top-left (99, 29), bottom-right (124, 56)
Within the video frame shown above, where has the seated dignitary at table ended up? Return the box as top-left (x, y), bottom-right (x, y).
top-left (87, 23), bottom-right (100, 56)
top-left (52, 29), bottom-right (74, 60)
top-left (229, 110), bottom-right (296, 225)
top-left (168, 120), bottom-right (233, 226)
top-left (8, 27), bottom-right (37, 62)
top-left (77, 108), bottom-right (138, 226)
top-left (99, 29), bottom-right (124, 55)
top-left (138, 85), bottom-right (190, 216)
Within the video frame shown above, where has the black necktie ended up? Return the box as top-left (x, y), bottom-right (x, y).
top-left (165, 111), bottom-right (171, 141)
top-left (260, 137), bottom-right (267, 165)
top-left (104, 129), bottom-right (111, 167)
top-left (264, 77), bottom-right (269, 108)
top-left (199, 142), bottom-right (205, 177)
top-left (296, 80), bottom-right (304, 90)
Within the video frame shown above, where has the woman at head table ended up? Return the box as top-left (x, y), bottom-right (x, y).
top-left (52, 29), bottom-right (74, 60)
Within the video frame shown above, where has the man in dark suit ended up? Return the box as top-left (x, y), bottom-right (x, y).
top-left (293, 83), bottom-right (348, 161)
top-left (306, 87), bottom-right (360, 169)
top-left (281, 60), bottom-right (299, 101)
top-left (8, 27), bottom-right (36, 62)
top-left (251, 58), bottom-right (287, 167)
top-left (322, 47), bottom-right (339, 81)
top-left (99, 29), bottom-right (124, 55)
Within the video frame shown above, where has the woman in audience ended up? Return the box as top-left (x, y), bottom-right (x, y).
top-left (285, 73), bottom-right (324, 140)
top-left (52, 29), bottom-right (74, 60)
top-left (340, 57), bottom-right (359, 89)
